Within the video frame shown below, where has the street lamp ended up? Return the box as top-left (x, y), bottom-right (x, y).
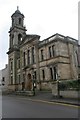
top-left (31, 67), bottom-right (35, 96)
top-left (32, 79), bottom-right (36, 96)
top-left (56, 73), bottom-right (60, 98)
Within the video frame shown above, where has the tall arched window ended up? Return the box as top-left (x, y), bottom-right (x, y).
top-left (12, 18), bottom-right (14, 26)
top-left (18, 34), bottom-right (22, 44)
top-left (19, 18), bottom-right (21, 25)
top-left (11, 34), bottom-right (14, 47)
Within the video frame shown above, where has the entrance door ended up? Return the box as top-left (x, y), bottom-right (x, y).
top-left (22, 81), bottom-right (25, 91)
top-left (22, 74), bottom-right (25, 91)
top-left (27, 73), bottom-right (32, 90)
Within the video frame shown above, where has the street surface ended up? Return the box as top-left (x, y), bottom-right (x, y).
top-left (2, 95), bottom-right (79, 118)
top-left (0, 95), bottom-right (2, 119)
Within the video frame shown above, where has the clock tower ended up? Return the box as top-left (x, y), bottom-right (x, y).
top-left (7, 7), bottom-right (26, 90)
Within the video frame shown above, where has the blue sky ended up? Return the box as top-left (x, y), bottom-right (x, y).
top-left (0, 0), bottom-right (79, 70)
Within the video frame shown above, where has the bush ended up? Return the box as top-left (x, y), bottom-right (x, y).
top-left (59, 79), bottom-right (80, 91)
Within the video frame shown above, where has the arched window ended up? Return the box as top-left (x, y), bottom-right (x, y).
top-left (11, 34), bottom-right (14, 47)
top-left (12, 18), bottom-right (14, 26)
top-left (19, 18), bottom-right (21, 25)
top-left (18, 34), bottom-right (22, 44)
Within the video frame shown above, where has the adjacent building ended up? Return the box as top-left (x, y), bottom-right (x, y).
top-left (7, 8), bottom-right (79, 91)
top-left (0, 64), bottom-right (9, 91)
top-left (0, 70), bottom-right (2, 92)
top-left (78, 45), bottom-right (80, 78)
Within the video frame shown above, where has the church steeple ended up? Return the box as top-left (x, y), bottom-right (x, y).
top-left (9, 7), bottom-right (27, 49)
top-left (11, 6), bottom-right (25, 28)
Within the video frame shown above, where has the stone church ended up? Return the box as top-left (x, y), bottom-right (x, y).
top-left (7, 7), bottom-right (79, 91)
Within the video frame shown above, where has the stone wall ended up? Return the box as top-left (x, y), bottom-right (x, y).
top-left (60, 90), bottom-right (79, 99)
top-left (52, 82), bottom-right (79, 98)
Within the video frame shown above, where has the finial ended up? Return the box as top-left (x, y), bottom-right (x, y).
top-left (17, 6), bottom-right (19, 10)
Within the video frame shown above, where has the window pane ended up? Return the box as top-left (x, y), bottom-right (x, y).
top-left (54, 67), bottom-right (57, 80)
top-left (32, 47), bottom-right (35, 63)
top-left (19, 75), bottom-right (20, 83)
top-left (27, 50), bottom-right (30, 64)
top-left (11, 61), bottom-right (13, 71)
top-left (42, 69), bottom-right (45, 80)
top-left (50, 68), bottom-right (53, 79)
top-left (49, 47), bottom-right (52, 58)
top-left (52, 45), bottom-right (55, 56)
top-left (41, 49), bottom-right (44, 61)
top-left (23, 52), bottom-right (26, 66)
top-left (19, 18), bottom-right (21, 24)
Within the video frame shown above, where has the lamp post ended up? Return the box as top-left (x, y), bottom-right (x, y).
top-left (56, 73), bottom-right (60, 98)
top-left (32, 79), bottom-right (36, 96)
top-left (31, 67), bottom-right (35, 96)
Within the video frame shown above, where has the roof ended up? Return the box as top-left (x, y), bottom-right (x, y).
top-left (39, 33), bottom-right (78, 48)
top-left (11, 6), bottom-right (24, 17)
top-left (20, 34), bottom-right (40, 47)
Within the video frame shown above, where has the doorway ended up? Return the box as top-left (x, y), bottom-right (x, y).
top-left (27, 73), bottom-right (32, 90)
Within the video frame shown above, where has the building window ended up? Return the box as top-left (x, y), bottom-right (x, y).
top-left (2, 77), bottom-right (5, 82)
top-left (52, 45), bottom-right (55, 56)
top-left (50, 67), bottom-right (57, 80)
top-left (11, 61), bottom-right (13, 71)
top-left (53, 67), bottom-right (57, 80)
top-left (78, 74), bottom-right (80, 78)
top-left (12, 18), bottom-right (14, 26)
top-left (11, 34), bottom-right (14, 47)
top-left (49, 46), bottom-right (52, 58)
top-left (32, 47), bottom-right (35, 64)
top-left (41, 49), bottom-right (44, 61)
top-left (19, 18), bottom-right (21, 25)
top-left (34, 71), bottom-right (37, 80)
top-left (27, 50), bottom-right (30, 65)
top-left (18, 34), bottom-right (22, 44)
top-left (11, 76), bottom-right (13, 84)
top-left (2, 77), bottom-right (5, 86)
top-left (23, 52), bottom-right (26, 66)
top-left (49, 45), bottom-right (55, 58)
top-left (42, 69), bottom-right (45, 80)
top-left (18, 74), bottom-right (20, 84)
top-left (50, 67), bottom-right (53, 80)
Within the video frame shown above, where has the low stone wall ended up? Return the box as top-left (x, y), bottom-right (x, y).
top-left (17, 84), bottom-right (22, 90)
top-left (8, 85), bottom-right (16, 91)
top-left (60, 90), bottom-right (79, 99)
top-left (52, 82), bottom-right (79, 99)
top-left (40, 82), bottom-right (52, 91)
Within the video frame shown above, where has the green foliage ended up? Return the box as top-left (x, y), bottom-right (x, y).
top-left (59, 79), bottom-right (80, 91)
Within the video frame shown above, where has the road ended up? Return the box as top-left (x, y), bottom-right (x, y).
top-left (0, 95), bottom-right (2, 120)
top-left (2, 95), bottom-right (79, 118)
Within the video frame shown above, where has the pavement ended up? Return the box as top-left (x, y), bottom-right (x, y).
top-left (3, 90), bottom-right (80, 107)
top-left (29, 91), bottom-right (80, 106)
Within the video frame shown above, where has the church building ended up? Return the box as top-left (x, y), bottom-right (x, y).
top-left (7, 7), bottom-right (79, 91)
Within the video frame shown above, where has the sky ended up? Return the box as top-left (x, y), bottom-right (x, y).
top-left (0, 0), bottom-right (79, 70)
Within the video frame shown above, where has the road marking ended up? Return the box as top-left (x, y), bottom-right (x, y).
top-left (19, 97), bottom-right (80, 108)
